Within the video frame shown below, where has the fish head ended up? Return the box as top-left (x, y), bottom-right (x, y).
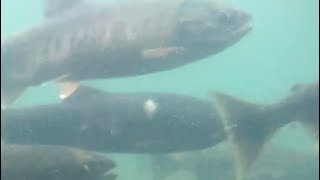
top-left (69, 150), bottom-right (117, 180)
top-left (83, 153), bottom-right (116, 175)
top-left (172, 0), bottom-right (252, 54)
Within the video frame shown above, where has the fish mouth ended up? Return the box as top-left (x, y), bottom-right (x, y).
top-left (236, 22), bottom-right (252, 37)
top-left (229, 18), bottom-right (252, 44)
top-left (102, 172), bottom-right (117, 180)
top-left (84, 156), bottom-right (117, 179)
top-left (89, 165), bottom-right (117, 180)
top-left (102, 161), bottom-right (116, 179)
top-left (237, 11), bottom-right (252, 36)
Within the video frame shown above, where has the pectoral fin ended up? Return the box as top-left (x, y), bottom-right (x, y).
top-left (59, 81), bottom-right (80, 100)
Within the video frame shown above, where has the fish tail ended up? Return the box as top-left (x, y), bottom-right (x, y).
top-left (209, 92), bottom-right (285, 180)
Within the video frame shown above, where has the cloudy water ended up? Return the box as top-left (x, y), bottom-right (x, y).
top-left (1, 0), bottom-right (318, 180)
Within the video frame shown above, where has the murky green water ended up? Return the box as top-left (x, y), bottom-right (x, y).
top-left (1, 0), bottom-right (318, 180)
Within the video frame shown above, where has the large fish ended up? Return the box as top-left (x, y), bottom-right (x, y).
top-left (1, 0), bottom-right (252, 106)
top-left (1, 144), bottom-right (116, 180)
top-left (1, 83), bottom-right (318, 179)
top-left (1, 86), bottom-right (227, 153)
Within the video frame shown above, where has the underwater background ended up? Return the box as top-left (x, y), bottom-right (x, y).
top-left (1, 0), bottom-right (319, 179)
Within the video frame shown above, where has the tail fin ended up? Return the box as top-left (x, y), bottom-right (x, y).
top-left (210, 92), bottom-right (279, 180)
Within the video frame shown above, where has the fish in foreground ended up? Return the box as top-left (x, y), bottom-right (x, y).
top-left (2, 82), bottom-right (318, 180)
top-left (1, 85), bottom-right (227, 153)
top-left (1, 0), bottom-right (252, 107)
top-left (1, 144), bottom-right (117, 180)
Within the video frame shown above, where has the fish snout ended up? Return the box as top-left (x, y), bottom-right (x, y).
top-left (82, 154), bottom-right (117, 179)
top-left (85, 155), bottom-right (116, 174)
top-left (220, 8), bottom-right (252, 32)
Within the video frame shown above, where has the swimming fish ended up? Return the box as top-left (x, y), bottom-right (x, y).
top-left (2, 83), bottom-right (318, 168)
top-left (1, 144), bottom-right (116, 180)
top-left (1, 0), bottom-right (252, 107)
top-left (1, 85), bottom-right (227, 153)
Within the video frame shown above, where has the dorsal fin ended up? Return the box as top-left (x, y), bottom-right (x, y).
top-left (44, 0), bottom-right (84, 18)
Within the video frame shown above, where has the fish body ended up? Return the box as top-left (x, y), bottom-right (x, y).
top-left (1, 86), bottom-right (226, 153)
top-left (2, 82), bottom-right (318, 179)
top-left (2, 83), bottom-right (318, 155)
top-left (1, 0), bottom-right (252, 106)
top-left (1, 144), bottom-right (116, 180)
